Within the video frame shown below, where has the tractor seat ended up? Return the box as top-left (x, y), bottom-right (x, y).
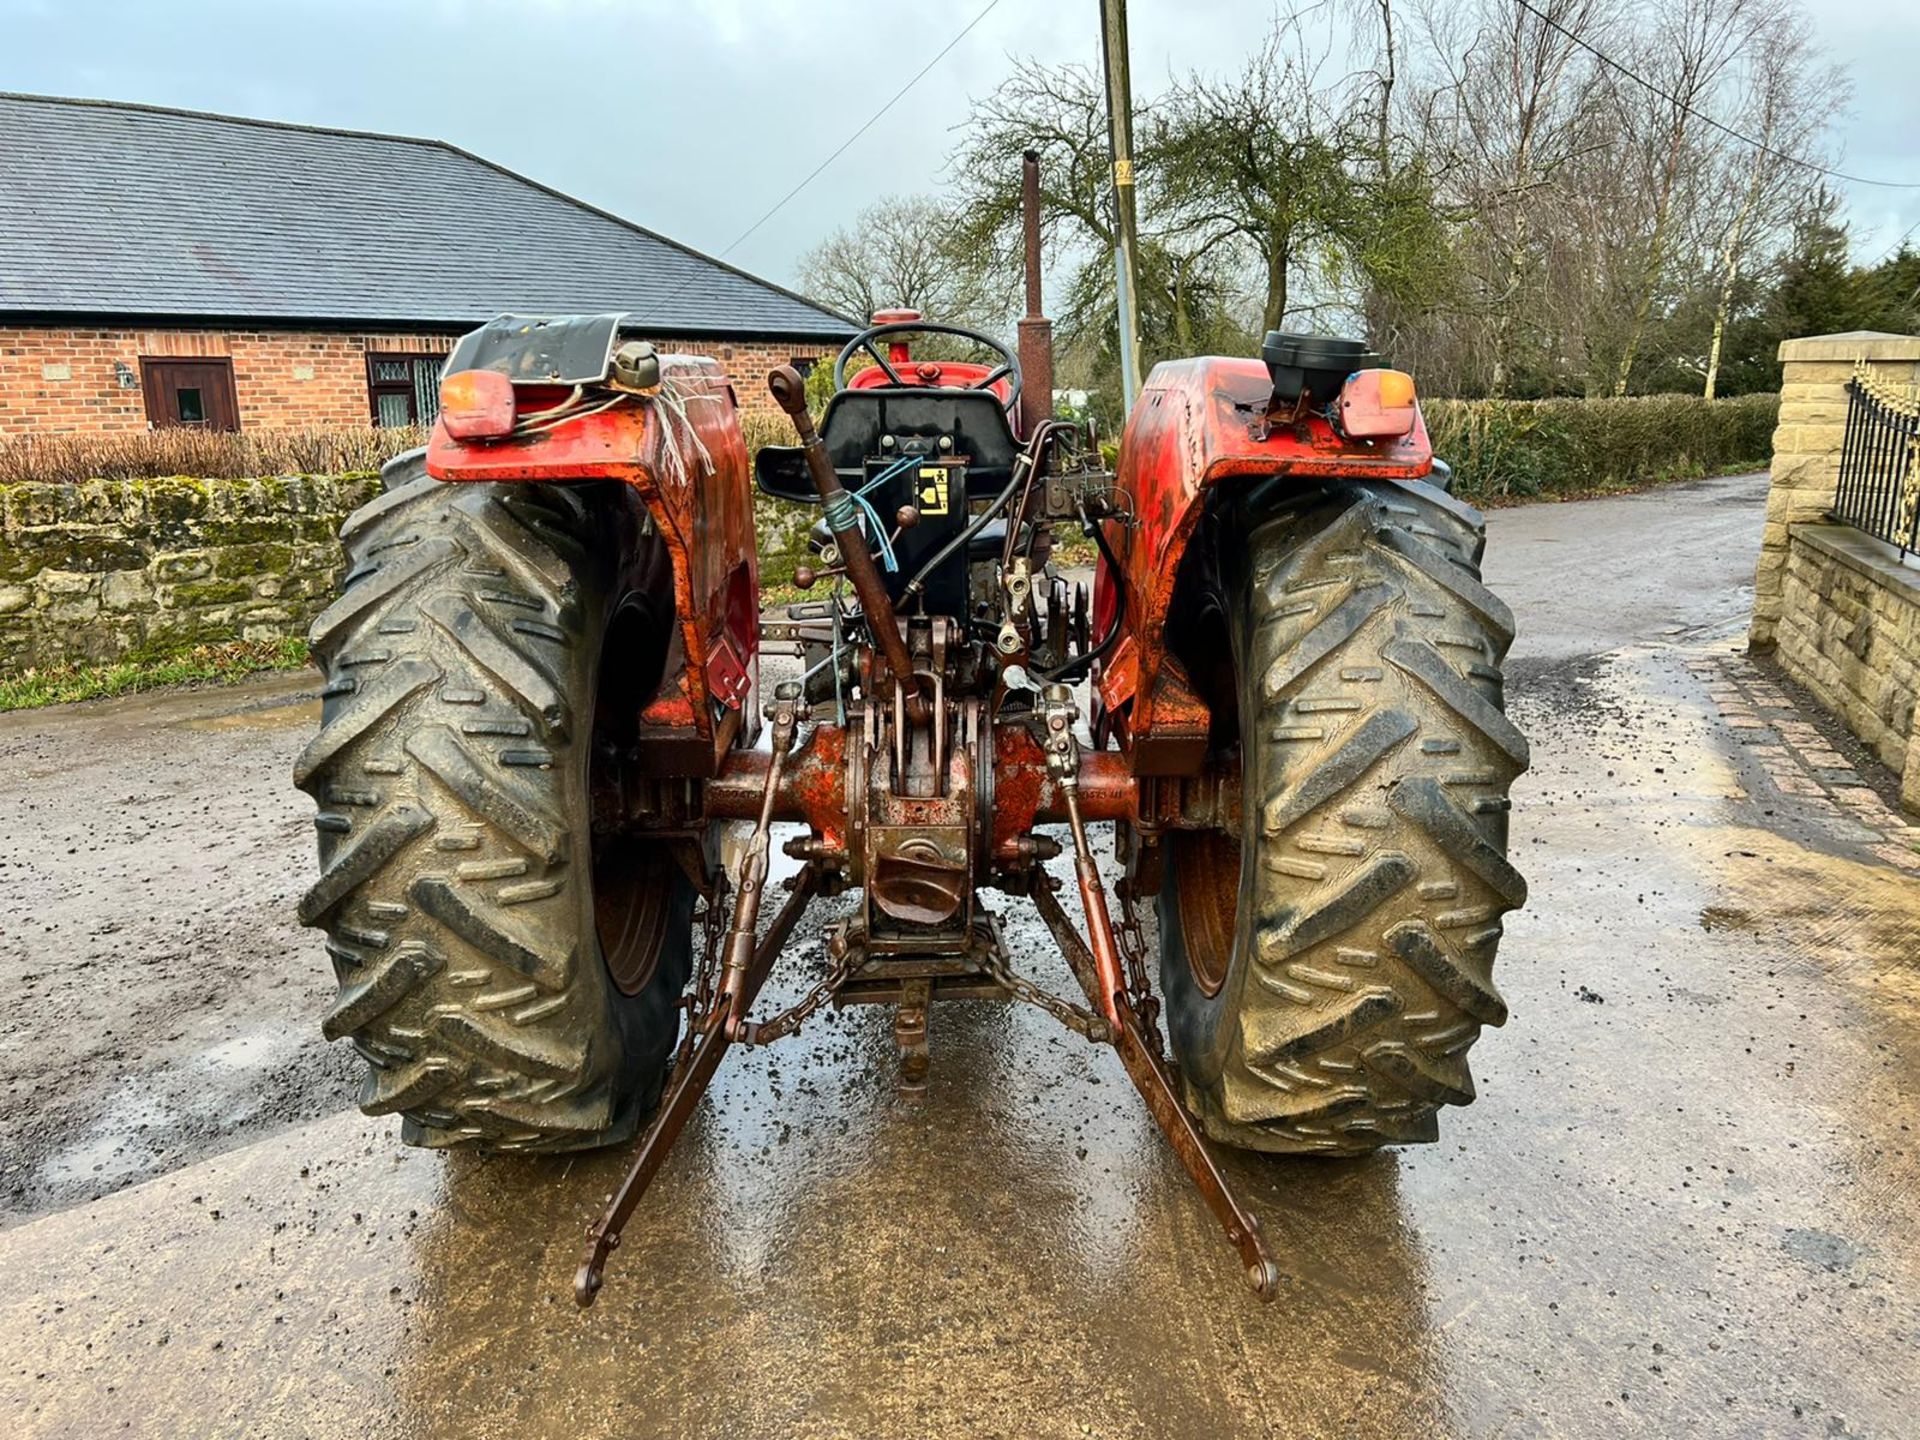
top-left (807, 516), bottom-right (1027, 560)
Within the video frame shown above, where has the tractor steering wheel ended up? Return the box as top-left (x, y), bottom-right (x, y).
top-left (832, 320), bottom-right (1023, 416)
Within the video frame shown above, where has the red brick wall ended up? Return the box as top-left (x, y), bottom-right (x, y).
top-left (0, 325), bottom-right (836, 435)
top-left (676, 339), bottom-right (839, 422)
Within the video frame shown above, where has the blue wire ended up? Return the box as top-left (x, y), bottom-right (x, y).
top-left (848, 490), bottom-right (898, 570)
top-left (856, 453), bottom-right (916, 496)
top-left (843, 452), bottom-right (915, 571)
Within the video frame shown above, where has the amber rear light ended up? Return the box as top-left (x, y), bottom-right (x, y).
top-left (1338, 368), bottom-right (1418, 439)
top-left (439, 368), bottom-right (515, 440)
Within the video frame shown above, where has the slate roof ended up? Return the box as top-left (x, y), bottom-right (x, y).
top-left (0, 93), bottom-right (856, 339)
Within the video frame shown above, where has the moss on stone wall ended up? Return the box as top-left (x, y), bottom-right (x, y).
top-left (0, 472), bottom-right (379, 675)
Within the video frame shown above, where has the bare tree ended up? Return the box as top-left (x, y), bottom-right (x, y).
top-left (1412, 0), bottom-right (1617, 395)
top-left (797, 194), bottom-right (1007, 329)
top-left (1338, 0), bottom-right (1403, 169)
top-left (1609, 0), bottom-right (1777, 395)
top-left (1699, 11), bottom-right (1844, 396)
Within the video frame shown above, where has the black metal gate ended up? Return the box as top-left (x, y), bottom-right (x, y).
top-left (1835, 364), bottom-right (1920, 559)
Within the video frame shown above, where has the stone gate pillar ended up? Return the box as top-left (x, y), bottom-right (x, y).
top-left (1750, 331), bottom-right (1920, 649)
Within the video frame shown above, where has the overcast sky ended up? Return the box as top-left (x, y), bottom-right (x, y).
top-left (4, 0), bottom-right (1917, 296)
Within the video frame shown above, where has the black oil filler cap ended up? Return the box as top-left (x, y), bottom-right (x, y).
top-left (1262, 331), bottom-right (1381, 404)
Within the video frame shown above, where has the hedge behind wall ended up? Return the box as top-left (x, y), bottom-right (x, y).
top-left (1424, 392), bottom-right (1780, 500)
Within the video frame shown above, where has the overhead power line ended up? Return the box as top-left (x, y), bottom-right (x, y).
top-left (1870, 214), bottom-right (1920, 267)
top-left (713, 0), bottom-right (1007, 261)
top-left (1512, 0), bottom-right (1920, 191)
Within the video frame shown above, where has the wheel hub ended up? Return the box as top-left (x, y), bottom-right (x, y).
top-left (1170, 828), bottom-right (1239, 998)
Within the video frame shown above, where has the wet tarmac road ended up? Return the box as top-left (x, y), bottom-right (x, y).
top-left (4, 471), bottom-right (1919, 1437)
top-left (0, 673), bottom-right (355, 1222)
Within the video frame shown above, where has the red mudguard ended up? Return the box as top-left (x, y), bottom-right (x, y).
top-left (1094, 356), bottom-right (1434, 773)
top-left (424, 356), bottom-right (759, 773)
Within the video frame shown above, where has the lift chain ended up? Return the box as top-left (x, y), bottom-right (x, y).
top-left (676, 872), bottom-right (731, 1072)
top-left (737, 929), bottom-right (856, 1047)
top-left (1114, 876), bottom-right (1164, 1059)
top-left (986, 946), bottom-right (1111, 1043)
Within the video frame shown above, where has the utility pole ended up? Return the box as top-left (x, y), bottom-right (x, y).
top-left (1099, 0), bottom-right (1143, 416)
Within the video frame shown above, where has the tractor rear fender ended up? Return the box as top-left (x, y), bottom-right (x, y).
top-left (1095, 356), bottom-right (1435, 775)
top-left (424, 354), bottom-right (759, 772)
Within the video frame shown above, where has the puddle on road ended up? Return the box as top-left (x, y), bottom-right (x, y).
top-left (39, 1095), bottom-right (176, 1188)
top-left (176, 696), bottom-right (318, 733)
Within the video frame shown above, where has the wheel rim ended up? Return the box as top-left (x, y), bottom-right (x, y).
top-left (594, 836), bottom-right (673, 995)
top-left (1170, 828), bottom-right (1239, 997)
top-left (588, 593), bottom-right (675, 997)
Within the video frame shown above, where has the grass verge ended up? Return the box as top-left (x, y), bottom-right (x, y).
top-left (0, 636), bottom-right (313, 712)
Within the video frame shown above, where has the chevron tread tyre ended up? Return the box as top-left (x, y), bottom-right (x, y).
top-left (294, 453), bottom-right (693, 1153)
top-left (1159, 478), bottom-right (1528, 1155)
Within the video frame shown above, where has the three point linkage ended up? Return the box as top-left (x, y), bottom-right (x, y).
top-left (574, 681), bottom-right (1278, 1309)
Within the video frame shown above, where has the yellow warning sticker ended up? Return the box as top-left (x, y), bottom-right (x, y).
top-left (917, 466), bottom-right (950, 516)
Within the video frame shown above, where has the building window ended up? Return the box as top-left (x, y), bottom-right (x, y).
top-left (367, 353), bottom-right (443, 427)
top-left (140, 357), bottom-right (240, 431)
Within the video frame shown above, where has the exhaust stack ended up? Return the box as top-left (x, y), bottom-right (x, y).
top-left (1016, 149), bottom-right (1055, 439)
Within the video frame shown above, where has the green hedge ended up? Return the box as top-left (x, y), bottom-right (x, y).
top-left (1423, 392), bottom-right (1777, 500)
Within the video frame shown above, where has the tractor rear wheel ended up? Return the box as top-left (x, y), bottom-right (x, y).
top-left (1158, 478), bottom-right (1528, 1154)
top-left (294, 454), bottom-right (695, 1152)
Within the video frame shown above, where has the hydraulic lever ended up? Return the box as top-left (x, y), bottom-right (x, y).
top-left (768, 365), bottom-right (928, 723)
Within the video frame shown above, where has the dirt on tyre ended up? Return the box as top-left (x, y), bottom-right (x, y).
top-left (293, 453), bottom-right (695, 1153)
top-left (1159, 477), bottom-right (1528, 1155)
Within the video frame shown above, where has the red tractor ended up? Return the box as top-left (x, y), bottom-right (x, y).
top-left (295, 165), bottom-right (1526, 1304)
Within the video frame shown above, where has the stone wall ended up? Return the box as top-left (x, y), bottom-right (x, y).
top-left (1750, 331), bottom-right (1920, 648)
top-left (1775, 525), bottom-right (1920, 812)
top-left (1750, 330), bottom-right (1920, 814)
top-left (0, 474), bottom-right (378, 673)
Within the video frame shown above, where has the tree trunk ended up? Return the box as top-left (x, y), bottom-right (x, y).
top-left (1490, 201), bottom-right (1532, 399)
top-left (1172, 259), bottom-right (1194, 353)
top-left (1262, 238), bottom-right (1291, 334)
top-left (1613, 179), bottom-right (1675, 397)
top-left (1374, 0), bottom-right (1397, 166)
top-left (1705, 155), bottom-right (1767, 400)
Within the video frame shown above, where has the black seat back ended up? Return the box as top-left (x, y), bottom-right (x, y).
top-left (756, 387), bottom-right (1019, 502)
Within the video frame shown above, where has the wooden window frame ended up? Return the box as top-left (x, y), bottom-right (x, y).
top-left (139, 356), bottom-right (240, 432)
top-left (366, 352), bottom-right (443, 427)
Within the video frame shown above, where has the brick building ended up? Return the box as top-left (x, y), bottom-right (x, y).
top-left (0, 94), bottom-right (856, 435)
